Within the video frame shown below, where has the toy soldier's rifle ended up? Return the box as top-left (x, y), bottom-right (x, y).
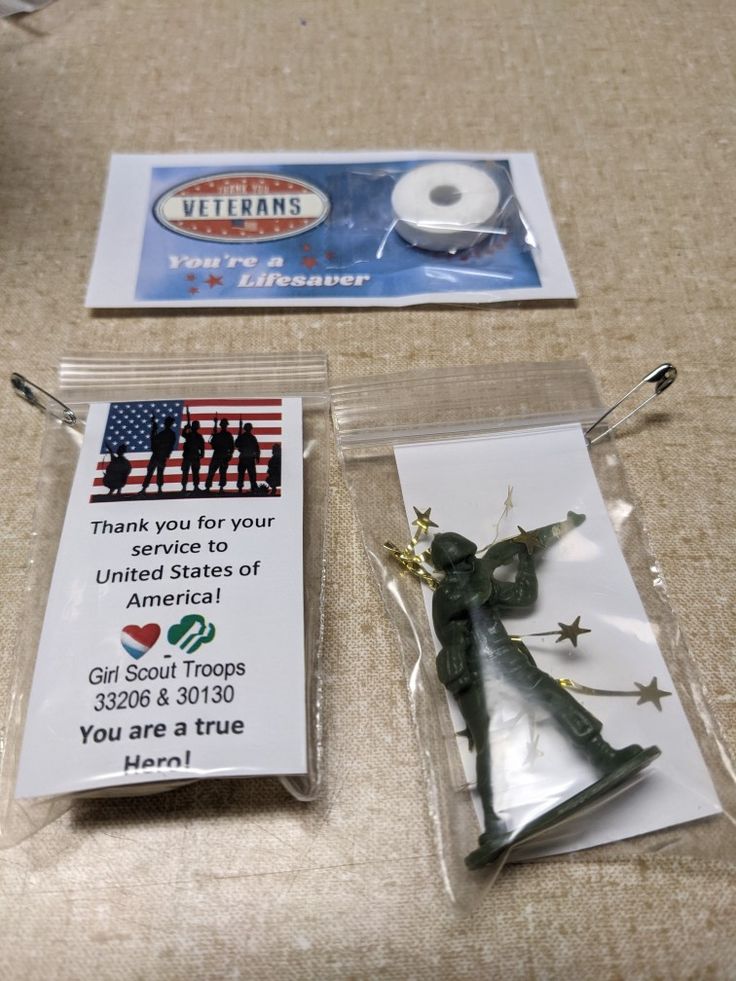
top-left (210, 411), bottom-right (218, 445)
top-left (479, 511), bottom-right (585, 567)
top-left (385, 510), bottom-right (585, 587)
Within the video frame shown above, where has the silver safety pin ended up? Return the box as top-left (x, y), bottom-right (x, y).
top-left (10, 373), bottom-right (77, 425)
top-left (585, 364), bottom-right (677, 446)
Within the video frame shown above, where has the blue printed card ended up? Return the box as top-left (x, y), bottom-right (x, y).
top-left (86, 152), bottom-right (576, 307)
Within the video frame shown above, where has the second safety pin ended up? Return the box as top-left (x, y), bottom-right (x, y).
top-left (585, 363), bottom-right (677, 446)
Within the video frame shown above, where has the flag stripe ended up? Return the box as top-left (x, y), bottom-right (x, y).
top-left (95, 446), bottom-right (280, 470)
top-left (184, 398), bottom-right (282, 407)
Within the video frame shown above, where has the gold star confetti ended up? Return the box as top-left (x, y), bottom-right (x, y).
top-left (555, 616), bottom-right (591, 648)
top-left (558, 676), bottom-right (672, 711)
top-left (412, 506), bottom-right (438, 535)
top-left (634, 677), bottom-right (672, 712)
top-left (512, 525), bottom-right (543, 554)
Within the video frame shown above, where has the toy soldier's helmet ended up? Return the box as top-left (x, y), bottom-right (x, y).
top-left (164, 415), bottom-right (174, 427)
top-left (430, 532), bottom-right (477, 571)
top-left (220, 419), bottom-right (229, 429)
top-left (191, 420), bottom-right (200, 431)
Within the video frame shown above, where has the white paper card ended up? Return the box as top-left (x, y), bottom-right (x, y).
top-left (85, 151), bottom-right (576, 308)
top-left (16, 396), bottom-right (306, 798)
top-left (394, 424), bottom-right (720, 857)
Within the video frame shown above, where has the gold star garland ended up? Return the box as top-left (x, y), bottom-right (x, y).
top-left (511, 615), bottom-right (591, 648)
top-left (558, 676), bottom-right (672, 711)
top-left (383, 505), bottom-right (440, 590)
top-left (511, 525), bottom-right (544, 554)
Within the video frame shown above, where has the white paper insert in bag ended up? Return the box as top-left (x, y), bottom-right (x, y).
top-left (16, 397), bottom-right (307, 798)
top-left (394, 424), bottom-right (721, 857)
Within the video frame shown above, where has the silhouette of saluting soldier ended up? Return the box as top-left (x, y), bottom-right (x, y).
top-left (139, 414), bottom-right (177, 494)
top-left (102, 442), bottom-right (131, 495)
top-left (205, 416), bottom-right (234, 493)
top-left (235, 421), bottom-right (261, 495)
top-left (180, 410), bottom-right (205, 493)
top-left (266, 442), bottom-right (281, 496)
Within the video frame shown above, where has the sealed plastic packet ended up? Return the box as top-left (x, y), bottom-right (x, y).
top-left (332, 360), bottom-right (735, 906)
top-left (86, 152), bottom-right (575, 308)
top-left (0, 353), bottom-right (329, 846)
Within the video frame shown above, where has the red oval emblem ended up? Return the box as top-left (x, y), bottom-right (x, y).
top-left (154, 172), bottom-right (330, 243)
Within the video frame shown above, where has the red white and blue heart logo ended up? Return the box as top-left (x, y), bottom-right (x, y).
top-left (121, 623), bottom-right (161, 659)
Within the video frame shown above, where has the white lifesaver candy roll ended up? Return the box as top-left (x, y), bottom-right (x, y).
top-left (391, 162), bottom-right (502, 253)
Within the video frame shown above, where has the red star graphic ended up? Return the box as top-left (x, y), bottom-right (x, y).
top-left (205, 274), bottom-right (223, 288)
top-left (188, 286), bottom-right (200, 295)
top-left (185, 273), bottom-right (196, 281)
top-left (302, 256), bottom-right (318, 269)
top-left (302, 243), bottom-right (311, 251)
top-left (324, 250), bottom-right (336, 260)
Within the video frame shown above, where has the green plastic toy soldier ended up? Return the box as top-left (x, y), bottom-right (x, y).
top-left (388, 510), bottom-right (660, 870)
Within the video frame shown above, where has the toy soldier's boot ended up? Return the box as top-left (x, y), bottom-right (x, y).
top-left (584, 735), bottom-right (638, 770)
top-left (580, 734), bottom-right (660, 779)
top-left (466, 813), bottom-right (512, 871)
top-left (533, 675), bottom-right (659, 780)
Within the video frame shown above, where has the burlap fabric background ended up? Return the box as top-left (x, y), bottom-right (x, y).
top-left (1, 1), bottom-right (734, 977)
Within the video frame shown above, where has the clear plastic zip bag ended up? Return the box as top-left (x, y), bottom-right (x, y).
top-left (0, 353), bottom-right (329, 847)
top-left (332, 360), bottom-right (735, 907)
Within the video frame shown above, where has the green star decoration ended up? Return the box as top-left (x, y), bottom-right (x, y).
top-left (555, 616), bottom-right (592, 648)
top-left (634, 677), bottom-right (672, 711)
top-left (412, 506), bottom-right (438, 535)
top-left (512, 526), bottom-right (543, 554)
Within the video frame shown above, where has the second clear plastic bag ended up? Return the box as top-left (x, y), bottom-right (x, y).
top-left (332, 360), bottom-right (735, 907)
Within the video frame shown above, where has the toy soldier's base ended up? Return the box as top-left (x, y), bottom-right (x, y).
top-left (465, 743), bottom-right (661, 870)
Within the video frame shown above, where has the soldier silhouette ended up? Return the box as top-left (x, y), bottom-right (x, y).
top-left (139, 414), bottom-right (176, 494)
top-left (205, 417), bottom-right (234, 493)
top-left (235, 421), bottom-right (260, 494)
top-left (266, 442), bottom-right (281, 496)
top-left (180, 414), bottom-right (205, 493)
top-left (102, 442), bottom-right (131, 495)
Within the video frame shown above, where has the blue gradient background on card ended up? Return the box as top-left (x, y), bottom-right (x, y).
top-left (134, 160), bottom-right (541, 302)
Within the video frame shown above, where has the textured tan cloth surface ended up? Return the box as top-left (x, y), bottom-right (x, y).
top-left (1, 1), bottom-right (735, 977)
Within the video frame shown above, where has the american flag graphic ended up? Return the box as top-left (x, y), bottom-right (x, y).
top-left (92, 397), bottom-right (282, 501)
